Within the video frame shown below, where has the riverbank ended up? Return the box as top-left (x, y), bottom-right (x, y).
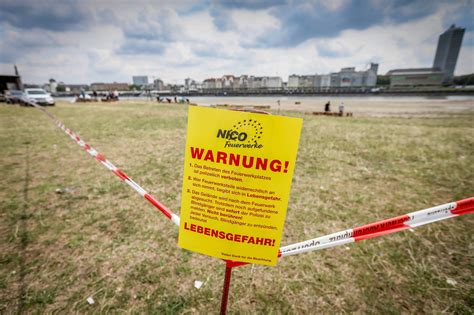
top-left (54, 95), bottom-right (474, 118)
top-left (194, 95), bottom-right (474, 117)
top-left (52, 87), bottom-right (474, 98)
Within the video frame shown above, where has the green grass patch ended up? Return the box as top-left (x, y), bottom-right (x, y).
top-left (0, 101), bottom-right (472, 313)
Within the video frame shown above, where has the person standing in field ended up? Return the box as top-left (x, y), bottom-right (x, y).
top-left (324, 101), bottom-right (331, 112)
top-left (339, 102), bottom-right (345, 116)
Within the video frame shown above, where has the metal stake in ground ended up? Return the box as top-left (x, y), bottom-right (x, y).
top-left (220, 260), bottom-right (248, 314)
top-left (220, 263), bottom-right (234, 315)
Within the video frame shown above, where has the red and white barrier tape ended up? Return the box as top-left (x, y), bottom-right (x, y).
top-left (29, 102), bottom-right (473, 261)
top-left (279, 198), bottom-right (473, 257)
top-left (29, 102), bottom-right (180, 226)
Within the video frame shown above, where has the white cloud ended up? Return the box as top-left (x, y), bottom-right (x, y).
top-left (230, 8), bottom-right (280, 43)
top-left (320, 0), bottom-right (350, 12)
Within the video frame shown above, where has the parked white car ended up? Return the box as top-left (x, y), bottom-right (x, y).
top-left (24, 88), bottom-right (55, 106)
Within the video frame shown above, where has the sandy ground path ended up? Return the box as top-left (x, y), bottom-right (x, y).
top-left (187, 96), bottom-right (474, 117)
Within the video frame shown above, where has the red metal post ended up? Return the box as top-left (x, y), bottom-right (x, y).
top-left (220, 264), bottom-right (234, 315)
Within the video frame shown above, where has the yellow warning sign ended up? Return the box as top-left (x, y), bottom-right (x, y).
top-left (178, 106), bottom-right (302, 266)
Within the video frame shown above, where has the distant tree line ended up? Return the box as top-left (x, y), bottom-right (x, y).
top-left (453, 73), bottom-right (474, 86)
top-left (376, 75), bottom-right (390, 86)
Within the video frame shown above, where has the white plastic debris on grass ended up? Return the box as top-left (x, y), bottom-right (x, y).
top-left (55, 187), bottom-right (74, 194)
top-left (87, 297), bottom-right (95, 305)
top-left (446, 278), bottom-right (457, 286)
top-left (194, 280), bottom-right (203, 289)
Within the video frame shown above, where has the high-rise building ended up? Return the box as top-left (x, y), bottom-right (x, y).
top-left (132, 76), bottom-right (149, 86)
top-left (433, 24), bottom-right (465, 84)
top-left (154, 79), bottom-right (164, 91)
top-left (184, 78), bottom-right (192, 88)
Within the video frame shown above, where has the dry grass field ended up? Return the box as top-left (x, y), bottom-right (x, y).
top-left (0, 100), bottom-right (473, 314)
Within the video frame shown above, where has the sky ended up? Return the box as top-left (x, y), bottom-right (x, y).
top-left (0, 0), bottom-right (473, 85)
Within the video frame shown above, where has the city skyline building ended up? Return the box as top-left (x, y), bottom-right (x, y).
top-left (287, 63), bottom-right (378, 89)
top-left (132, 76), bottom-right (149, 86)
top-left (433, 24), bottom-right (465, 84)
